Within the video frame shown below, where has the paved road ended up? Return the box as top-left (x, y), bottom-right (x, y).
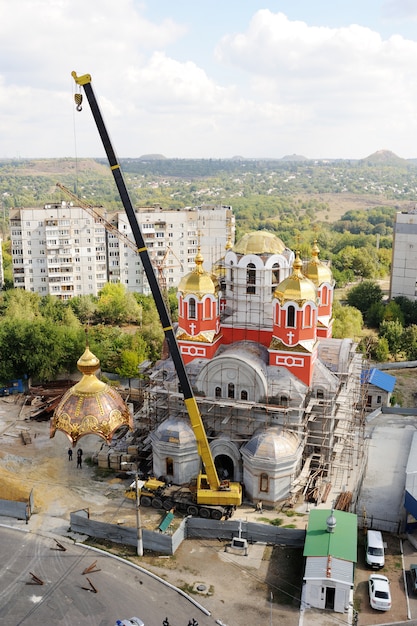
top-left (0, 525), bottom-right (215, 626)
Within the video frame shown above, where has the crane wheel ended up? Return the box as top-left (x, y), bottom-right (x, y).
top-left (199, 508), bottom-right (211, 519)
top-left (140, 496), bottom-right (152, 507)
top-left (151, 498), bottom-right (163, 509)
top-left (187, 505), bottom-right (199, 516)
top-left (162, 500), bottom-right (174, 511)
top-left (210, 509), bottom-right (223, 520)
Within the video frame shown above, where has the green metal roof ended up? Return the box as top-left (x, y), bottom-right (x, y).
top-left (303, 509), bottom-right (357, 563)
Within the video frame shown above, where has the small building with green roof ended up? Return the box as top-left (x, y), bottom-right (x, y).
top-left (302, 508), bottom-right (357, 614)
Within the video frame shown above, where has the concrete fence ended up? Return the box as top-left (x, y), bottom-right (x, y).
top-left (0, 489), bottom-right (34, 523)
top-left (69, 510), bottom-right (306, 555)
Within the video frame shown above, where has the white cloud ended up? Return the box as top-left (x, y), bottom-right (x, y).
top-left (1, 3), bottom-right (417, 158)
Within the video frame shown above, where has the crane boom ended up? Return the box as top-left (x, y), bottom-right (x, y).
top-left (71, 71), bottom-right (241, 508)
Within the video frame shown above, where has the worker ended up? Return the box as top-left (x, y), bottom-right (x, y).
top-left (256, 500), bottom-right (263, 513)
top-left (76, 448), bottom-right (83, 468)
top-left (67, 448), bottom-right (73, 461)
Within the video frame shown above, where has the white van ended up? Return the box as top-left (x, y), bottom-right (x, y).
top-left (365, 529), bottom-right (385, 569)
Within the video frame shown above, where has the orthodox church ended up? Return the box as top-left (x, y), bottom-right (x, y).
top-left (142, 231), bottom-right (363, 506)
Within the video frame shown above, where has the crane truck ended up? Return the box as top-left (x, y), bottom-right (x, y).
top-left (71, 72), bottom-right (242, 520)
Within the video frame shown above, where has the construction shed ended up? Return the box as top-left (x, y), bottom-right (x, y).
top-left (302, 509), bottom-right (357, 614)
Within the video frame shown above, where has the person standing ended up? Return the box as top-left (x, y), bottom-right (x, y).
top-left (68, 448), bottom-right (73, 461)
top-left (76, 448), bottom-right (83, 468)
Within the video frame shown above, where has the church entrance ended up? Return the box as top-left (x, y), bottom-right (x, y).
top-left (215, 454), bottom-right (234, 481)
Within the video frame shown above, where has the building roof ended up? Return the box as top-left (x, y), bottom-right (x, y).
top-left (233, 230), bottom-right (287, 255)
top-left (303, 509), bottom-right (357, 563)
top-left (361, 368), bottom-right (396, 393)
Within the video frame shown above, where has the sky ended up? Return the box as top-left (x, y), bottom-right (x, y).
top-left (2, 0), bottom-right (417, 160)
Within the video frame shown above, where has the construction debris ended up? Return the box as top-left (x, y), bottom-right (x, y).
top-left (27, 572), bottom-right (44, 585)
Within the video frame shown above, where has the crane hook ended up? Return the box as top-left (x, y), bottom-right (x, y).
top-left (74, 93), bottom-right (83, 112)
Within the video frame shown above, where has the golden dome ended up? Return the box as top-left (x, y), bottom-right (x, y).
top-left (178, 248), bottom-right (219, 298)
top-left (233, 230), bottom-right (287, 255)
top-left (305, 241), bottom-right (333, 285)
top-left (50, 346), bottom-right (133, 445)
top-left (274, 252), bottom-right (318, 305)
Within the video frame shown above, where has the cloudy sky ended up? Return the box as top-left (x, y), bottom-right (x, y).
top-left (2, 0), bottom-right (417, 160)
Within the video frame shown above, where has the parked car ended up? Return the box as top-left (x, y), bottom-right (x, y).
top-left (410, 564), bottom-right (417, 593)
top-left (115, 619), bottom-right (144, 626)
top-left (369, 574), bottom-right (391, 611)
top-left (365, 529), bottom-right (385, 569)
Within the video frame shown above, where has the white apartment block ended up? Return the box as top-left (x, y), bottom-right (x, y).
top-left (10, 203), bottom-right (235, 299)
top-left (390, 207), bottom-right (417, 301)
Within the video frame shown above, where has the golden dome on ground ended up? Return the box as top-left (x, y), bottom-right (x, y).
top-left (305, 241), bottom-right (333, 285)
top-left (178, 248), bottom-right (219, 298)
top-left (233, 230), bottom-right (287, 255)
top-left (274, 252), bottom-right (318, 305)
top-left (50, 346), bottom-right (133, 445)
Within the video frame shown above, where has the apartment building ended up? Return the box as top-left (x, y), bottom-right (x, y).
top-left (390, 207), bottom-right (417, 301)
top-left (10, 203), bottom-right (234, 298)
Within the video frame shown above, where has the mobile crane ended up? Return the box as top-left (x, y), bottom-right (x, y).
top-left (71, 72), bottom-right (242, 520)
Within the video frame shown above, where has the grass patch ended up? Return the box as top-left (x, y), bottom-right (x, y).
top-left (269, 518), bottom-right (283, 527)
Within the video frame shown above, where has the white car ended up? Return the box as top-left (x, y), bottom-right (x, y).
top-left (115, 619), bottom-right (144, 626)
top-left (368, 574), bottom-right (391, 611)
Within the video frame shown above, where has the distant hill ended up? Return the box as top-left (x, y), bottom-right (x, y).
top-left (138, 154), bottom-right (167, 160)
top-left (281, 154), bottom-right (309, 162)
top-left (362, 150), bottom-right (407, 165)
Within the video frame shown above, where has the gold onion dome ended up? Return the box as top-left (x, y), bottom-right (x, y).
top-left (178, 248), bottom-right (219, 298)
top-left (305, 240), bottom-right (333, 285)
top-left (233, 230), bottom-right (286, 255)
top-left (50, 346), bottom-right (133, 446)
top-left (274, 251), bottom-right (318, 305)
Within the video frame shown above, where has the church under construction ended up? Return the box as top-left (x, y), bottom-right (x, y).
top-left (132, 230), bottom-right (367, 508)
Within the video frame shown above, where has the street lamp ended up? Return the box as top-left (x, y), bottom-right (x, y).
top-left (122, 463), bottom-right (143, 557)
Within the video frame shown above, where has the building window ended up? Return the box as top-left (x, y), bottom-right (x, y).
top-left (287, 305), bottom-right (295, 327)
top-left (215, 387), bottom-right (221, 398)
top-left (260, 473), bottom-right (269, 493)
top-left (246, 263), bottom-right (256, 294)
top-left (317, 389), bottom-right (324, 399)
top-left (377, 395), bottom-right (382, 404)
top-left (366, 395), bottom-right (372, 407)
top-left (280, 395), bottom-right (288, 407)
top-left (304, 304), bottom-right (312, 327)
top-left (189, 298), bottom-right (196, 319)
top-left (241, 390), bottom-right (248, 400)
top-left (228, 383), bottom-right (235, 399)
top-left (166, 457), bottom-right (174, 476)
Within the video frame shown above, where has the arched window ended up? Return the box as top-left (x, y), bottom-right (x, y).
top-left (304, 304), bottom-right (312, 327)
top-left (272, 262), bottom-right (280, 293)
top-left (317, 389), bottom-right (324, 399)
top-left (321, 285), bottom-right (328, 306)
top-left (230, 262), bottom-right (234, 292)
top-left (246, 263), bottom-right (256, 294)
top-left (204, 298), bottom-right (211, 320)
top-left (166, 457), bottom-right (174, 476)
top-left (241, 390), bottom-right (248, 400)
top-left (287, 305), bottom-right (295, 327)
top-left (260, 473), bottom-right (269, 493)
top-left (189, 297), bottom-right (196, 319)
top-left (228, 383), bottom-right (235, 399)
top-left (215, 386), bottom-right (221, 398)
top-left (280, 395), bottom-right (289, 407)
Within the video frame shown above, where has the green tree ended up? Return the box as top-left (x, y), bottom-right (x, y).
top-left (346, 281), bottom-right (383, 317)
top-left (332, 300), bottom-right (363, 339)
top-left (96, 283), bottom-right (142, 325)
top-left (379, 319), bottom-right (404, 360)
top-left (402, 325), bottom-right (417, 360)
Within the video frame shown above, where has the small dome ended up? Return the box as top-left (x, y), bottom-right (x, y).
top-left (274, 252), bottom-right (317, 305)
top-left (154, 416), bottom-right (196, 445)
top-left (244, 428), bottom-right (299, 461)
top-left (233, 230), bottom-right (287, 255)
top-left (178, 248), bottom-right (219, 298)
top-left (305, 241), bottom-right (333, 286)
top-left (50, 346), bottom-right (132, 445)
